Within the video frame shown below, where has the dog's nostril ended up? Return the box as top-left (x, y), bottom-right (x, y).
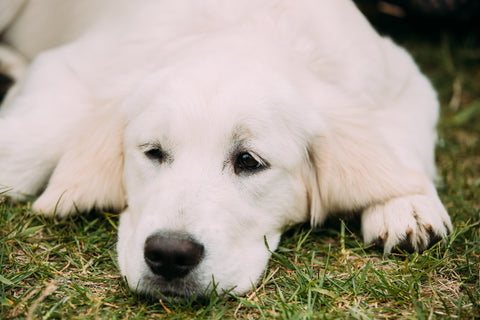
top-left (144, 232), bottom-right (204, 281)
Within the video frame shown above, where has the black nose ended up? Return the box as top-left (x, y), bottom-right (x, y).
top-left (144, 232), bottom-right (204, 281)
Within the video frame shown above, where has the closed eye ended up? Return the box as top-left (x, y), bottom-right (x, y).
top-left (141, 143), bottom-right (168, 164)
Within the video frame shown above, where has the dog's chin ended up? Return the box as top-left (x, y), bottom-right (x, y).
top-left (140, 273), bottom-right (205, 299)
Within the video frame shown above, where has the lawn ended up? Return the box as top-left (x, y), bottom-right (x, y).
top-left (1, 7), bottom-right (479, 320)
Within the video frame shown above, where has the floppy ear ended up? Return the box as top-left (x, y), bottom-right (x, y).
top-left (305, 115), bottom-right (430, 226)
top-left (33, 112), bottom-right (126, 218)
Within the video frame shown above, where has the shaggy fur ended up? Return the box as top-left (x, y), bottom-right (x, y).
top-left (0, 0), bottom-right (452, 297)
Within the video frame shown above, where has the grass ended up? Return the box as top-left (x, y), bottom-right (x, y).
top-left (1, 12), bottom-right (480, 320)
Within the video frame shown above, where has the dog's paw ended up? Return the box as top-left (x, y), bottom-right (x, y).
top-left (30, 121), bottom-right (126, 218)
top-left (33, 183), bottom-right (126, 219)
top-left (32, 188), bottom-right (83, 218)
top-left (361, 194), bottom-right (452, 253)
top-left (32, 174), bottom-right (126, 219)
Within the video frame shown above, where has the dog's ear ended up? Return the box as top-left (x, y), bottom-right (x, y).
top-left (304, 115), bottom-right (430, 226)
top-left (33, 113), bottom-right (126, 218)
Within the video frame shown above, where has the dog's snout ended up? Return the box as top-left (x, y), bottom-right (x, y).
top-left (144, 232), bottom-right (204, 281)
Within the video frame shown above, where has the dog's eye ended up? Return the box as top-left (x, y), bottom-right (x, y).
top-left (234, 152), bottom-right (266, 174)
top-left (144, 147), bottom-right (165, 163)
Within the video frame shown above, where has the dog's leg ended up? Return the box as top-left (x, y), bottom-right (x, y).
top-left (32, 112), bottom-right (126, 217)
top-left (1, 47), bottom-right (127, 217)
top-left (0, 49), bottom-right (91, 200)
top-left (361, 182), bottom-right (452, 253)
top-left (306, 114), bottom-right (452, 253)
top-left (0, 116), bottom-right (62, 197)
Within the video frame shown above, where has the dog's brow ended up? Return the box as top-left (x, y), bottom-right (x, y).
top-left (223, 125), bottom-right (253, 171)
top-left (229, 125), bottom-right (254, 155)
top-left (139, 141), bottom-right (162, 149)
top-left (231, 124), bottom-right (253, 144)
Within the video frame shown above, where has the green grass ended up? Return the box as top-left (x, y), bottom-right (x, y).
top-left (1, 20), bottom-right (480, 320)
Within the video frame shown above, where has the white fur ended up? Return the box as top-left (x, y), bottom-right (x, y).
top-left (0, 0), bottom-right (452, 297)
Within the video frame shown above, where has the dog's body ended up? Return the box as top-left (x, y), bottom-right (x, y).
top-left (0, 0), bottom-right (452, 297)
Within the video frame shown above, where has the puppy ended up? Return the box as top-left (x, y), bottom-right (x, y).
top-left (0, 0), bottom-right (452, 298)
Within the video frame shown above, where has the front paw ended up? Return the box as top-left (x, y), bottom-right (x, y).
top-left (32, 175), bottom-right (126, 219)
top-left (32, 188), bottom-right (82, 218)
top-left (361, 194), bottom-right (452, 253)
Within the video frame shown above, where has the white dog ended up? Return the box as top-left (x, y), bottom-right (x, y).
top-left (0, 0), bottom-right (452, 297)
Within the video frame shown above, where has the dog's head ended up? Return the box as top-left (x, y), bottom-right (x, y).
top-left (115, 42), bottom-right (423, 297)
top-left (117, 51), bottom-right (319, 297)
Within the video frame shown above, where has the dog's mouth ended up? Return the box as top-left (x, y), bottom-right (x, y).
top-left (141, 271), bottom-right (216, 299)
